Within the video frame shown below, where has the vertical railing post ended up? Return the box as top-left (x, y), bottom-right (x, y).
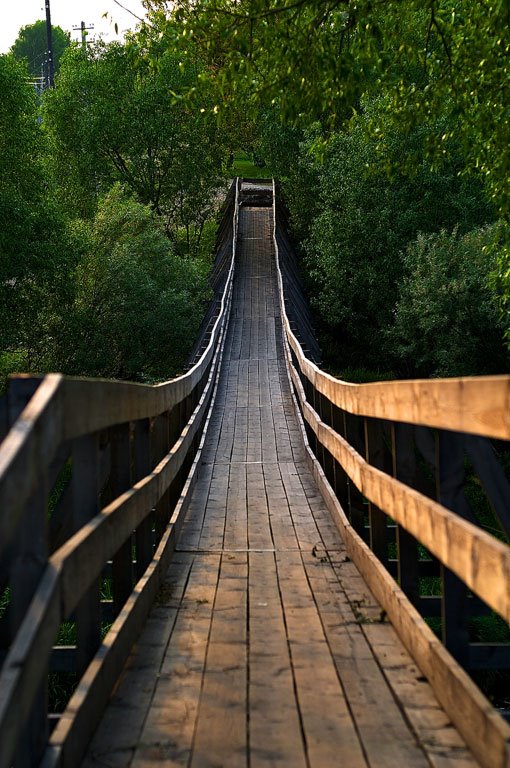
top-left (165, 403), bottom-right (184, 522)
top-left (182, 391), bottom-right (194, 476)
top-left (392, 424), bottom-right (420, 607)
top-left (330, 404), bottom-right (349, 514)
top-left (320, 400), bottom-right (336, 489)
top-left (437, 430), bottom-right (471, 669)
top-left (153, 411), bottom-right (170, 542)
top-left (110, 423), bottom-right (133, 616)
top-left (9, 488), bottom-right (48, 767)
top-left (134, 418), bottom-right (153, 580)
top-left (364, 418), bottom-right (389, 568)
top-left (7, 378), bottom-right (49, 767)
top-left (72, 433), bottom-right (101, 676)
top-left (315, 390), bottom-right (328, 470)
top-left (343, 412), bottom-right (367, 539)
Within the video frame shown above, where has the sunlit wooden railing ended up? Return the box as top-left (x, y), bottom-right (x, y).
top-left (273, 181), bottom-right (510, 768)
top-left (0, 180), bottom-right (240, 768)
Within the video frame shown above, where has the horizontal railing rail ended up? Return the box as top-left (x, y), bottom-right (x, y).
top-left (0, 179), bottom-right (241, 768)
top-left (273, 181), bottom-right (510, 768)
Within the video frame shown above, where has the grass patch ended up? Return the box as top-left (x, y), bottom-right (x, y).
top-left (470, 613), bottom-right (510, 643)
top-left (419, 576), bottom-right (442, 596)
top-left (230, 151), bottom-right (273, 180)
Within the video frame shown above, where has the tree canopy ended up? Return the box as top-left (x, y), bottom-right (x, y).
top-left (2, 1), bottom-right (509, 388)
top-left (146, 0), bottom-right (509, 347)
top-left (161, 0), bottom-right (509, 215)
top-left (44, 37), bottom-right (227, 248)
top-left (45, 185), bottom-right (208, 380)
top-left (10, 20), bottom-right (70, 79)
top-left (0, 55), bottom-right (74, 358)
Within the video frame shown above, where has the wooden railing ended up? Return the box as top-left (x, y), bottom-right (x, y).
top-left (273, 182), bottom-right (510, 768)
top-left (0, 179), bottom-right (240, 768)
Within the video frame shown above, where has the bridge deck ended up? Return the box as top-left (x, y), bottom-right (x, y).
top-left (83, 206), bottom-right (476, 767)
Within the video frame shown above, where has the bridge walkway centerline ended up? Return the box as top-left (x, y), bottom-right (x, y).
top-left (82, 204), bottom-right (476, 767)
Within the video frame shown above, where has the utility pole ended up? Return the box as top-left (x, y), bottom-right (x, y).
top-left (44, 0), bottom-right (54, 88)
top-left (72, 21), bottom-right (95, 50)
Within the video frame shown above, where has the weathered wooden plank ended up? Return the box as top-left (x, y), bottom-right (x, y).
top-left (249, 551), bottom-right (308, 768)
top-left (363, 622), bottom-right (477, 768)
top-left (133, 553), bottom-right (221, 767)
top-left (190, 553), bottom-right (248, 768)
top-left (298, 549), bottom-right (433, 767)
top-left (276, 550), bottom-right (368, 768)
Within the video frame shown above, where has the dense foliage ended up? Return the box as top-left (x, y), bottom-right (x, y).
top-left (11, 20), bottom-right (70, 79)
top-left (292, 99), bottom-right (500, 373)
top-left (390, 226), bottom-right (508, 378)
top-left (43, 39), bottom-right (227, 251)
top-left (2, 0), bottom-right (509, 391)
top-left (157, 0), bottom-right (510, 365)
top-left (168, 0), bottom-right (509, 212)
top-left (0, 21), bottom-right (231, 391)
top-left (43, 186), bottom-right (208, 380)
top-left (0, 56), bottom-right (74, 363)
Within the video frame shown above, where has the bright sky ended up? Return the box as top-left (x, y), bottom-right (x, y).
top-left (0, 0), bottom-right (148, 53)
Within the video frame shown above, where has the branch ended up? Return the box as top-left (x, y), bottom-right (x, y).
top-left (431, 6), bottom-right (453, 72)
top-left (424, 6), bottom-right (433, 68)
top-left (202, 0), bottom-right (324, 21)
top-left (111, 0), bottom-right (146, 23)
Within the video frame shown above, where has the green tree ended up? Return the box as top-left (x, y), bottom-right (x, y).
top-left (169, 0), bottom-right (509, 211)
top-left (389, 226), bottom-right (508, 377)
top-left (45, 185), bottom-right (208, 380)
top-left (11, 20), bottom-right (70, 79)
top-left (44, 37), bottom-right (227, 250)
top-left (0, 54), bottom-right (74, 365)
top-left (300, 98), bottom-right (493, 370)
top-left (163, 0), bottom-right (510, 336)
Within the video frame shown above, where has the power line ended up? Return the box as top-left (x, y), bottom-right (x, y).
top-left (111, 0), bottom-right (146, 23)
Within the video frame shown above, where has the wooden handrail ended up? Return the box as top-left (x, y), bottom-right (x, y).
top-left (289, 362), bottom-right (510, 622)
top-left (0, 192), bottom-right (238, 562)
top-left (0, 179), bottom-right (241, 768)
top-left (285, 311), bottom-right (510, 440)
top-left (272, 181), bottom-right (510, 768)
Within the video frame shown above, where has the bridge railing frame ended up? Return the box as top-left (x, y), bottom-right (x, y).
top-left (272, 181), bottom-right (510, 768)
top-left (0, 179), bottom-right (241, 768)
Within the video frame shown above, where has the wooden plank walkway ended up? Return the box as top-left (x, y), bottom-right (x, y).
top-left (82, 205), bottom-right (477, 768)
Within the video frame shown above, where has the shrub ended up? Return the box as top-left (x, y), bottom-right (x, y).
top-left (389, 226), bottom-right (509, 377)
top-left (46, 186), bottom-right (208, 381)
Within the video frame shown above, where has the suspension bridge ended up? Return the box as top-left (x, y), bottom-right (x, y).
top-left (1, 180), bottom-right (509, 768)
